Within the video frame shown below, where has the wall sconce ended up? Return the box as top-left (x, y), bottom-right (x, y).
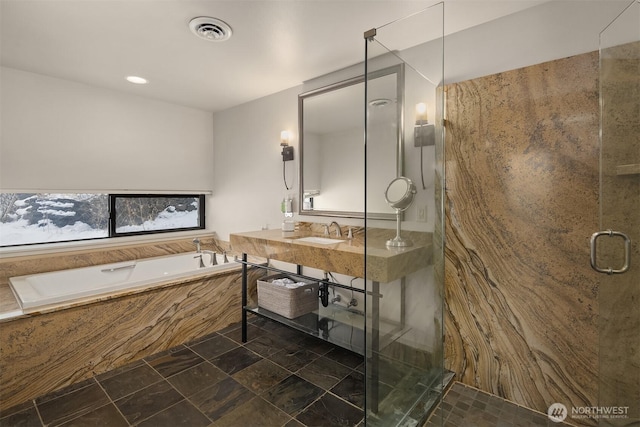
top-left (414, 103), bottom-right (435, 191)
top-left (280, 130), bottom-right (294, 161)
top-left (414, 103), bottom-right (435, 147)
top-left (281, 130), bottom-right (293, 190)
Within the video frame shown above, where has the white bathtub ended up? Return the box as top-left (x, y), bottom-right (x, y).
top-left (9, 252), bottom-right (239, 312)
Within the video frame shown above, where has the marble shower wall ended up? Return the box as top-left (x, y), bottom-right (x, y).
top-left (443, 51), bottom-right (601, 418)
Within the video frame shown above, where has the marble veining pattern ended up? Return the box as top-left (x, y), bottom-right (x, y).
top-left (444, 51), bottom-right (601, 423)
top-left (0, 264), bottom-right (262, 410)
top-left (230, 226), bottom-right (431, 283)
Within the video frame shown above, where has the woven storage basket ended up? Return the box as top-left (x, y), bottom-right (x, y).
top-left (257, 274), bottom-right (319, 319)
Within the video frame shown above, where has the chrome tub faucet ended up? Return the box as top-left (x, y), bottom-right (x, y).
top-left (202, 250), bottom-right (217, 266)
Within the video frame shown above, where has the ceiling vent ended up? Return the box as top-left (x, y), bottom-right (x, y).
top-left (189, 17), bottom-right (232, 42)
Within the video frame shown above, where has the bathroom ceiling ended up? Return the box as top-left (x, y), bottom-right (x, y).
top-left (0, 0), bottom-right (546, 113)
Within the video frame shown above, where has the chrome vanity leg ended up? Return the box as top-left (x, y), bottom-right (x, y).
top-left (242, 253), bottom-right (248, 343)
top-left (401, 277), bottom-right (406, 327)
top-left (372, 280), bottom-right (380, 414)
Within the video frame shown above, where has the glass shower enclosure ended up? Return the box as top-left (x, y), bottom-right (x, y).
top-left (596, 1), bottom-right (639, 424)
top-left (363, 3), bottom-right (446, 426)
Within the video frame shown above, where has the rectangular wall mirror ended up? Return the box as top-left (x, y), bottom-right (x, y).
top-left (298, 64), bottom-right (404, 219)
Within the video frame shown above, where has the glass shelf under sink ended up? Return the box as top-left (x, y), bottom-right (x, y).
top-left (244, 303), bottom-right (410, 356)
top-left (244, 304), bottom-right (366, 355)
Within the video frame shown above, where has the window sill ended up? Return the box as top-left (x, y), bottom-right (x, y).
top-left (0, 229), bottom-right (215, 260)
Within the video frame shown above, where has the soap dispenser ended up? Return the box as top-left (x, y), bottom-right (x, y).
top-left (281, 196), bottom-right (295, 231)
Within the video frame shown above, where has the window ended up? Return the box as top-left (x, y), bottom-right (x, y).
top-left (111, 194), bottom-right (205, 237)
top-left (0, 193), bottom-right (205, 247)
top-left (0, 193), bottom-right (109, 246)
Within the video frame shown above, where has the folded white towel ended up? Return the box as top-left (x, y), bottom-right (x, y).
top-left (271, 278), bottom-right (308, 288)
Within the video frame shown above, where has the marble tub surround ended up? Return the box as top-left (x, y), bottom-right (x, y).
top-left (230, 225), bottom-right (432, 283)
top-left (0, 284), bottom-right (20, 315)
top-left (0, 266), bottom-right (263, 411)
top-left (0, 235), bottom-right (225, 286)
top-left (444, 50), bottom-right (600, 421)
top-left (0, 236), bottom-right (242, 321)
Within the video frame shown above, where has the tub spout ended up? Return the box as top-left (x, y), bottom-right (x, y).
top-left (194, 254), bottom-right (205, 268)
top-left (202, 250), bottom-right (217, 266)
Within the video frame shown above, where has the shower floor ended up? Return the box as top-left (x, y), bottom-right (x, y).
top-left (425, 382), bottom-right (575, 427)
top-left (1, 316), bottom-right (568, 427)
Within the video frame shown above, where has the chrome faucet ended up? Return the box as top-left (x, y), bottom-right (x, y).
top-left (195, 254), bottom-right (205, 268)
top-left (193, 238), bottom-right (201, 253)
top-left (202, 250), bottom-right (217, 266)
top-left (324, 221), bottom-right (342, 237)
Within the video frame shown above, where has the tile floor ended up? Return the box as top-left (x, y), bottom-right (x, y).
top-left (425, 382), bottom-right (575, 427)
top-left (1, 315), bottom-right (575, 427)
top-left (0, 316), bottom-right (365, 427)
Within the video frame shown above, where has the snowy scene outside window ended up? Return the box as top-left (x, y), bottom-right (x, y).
top-left (0, 193), bottom-right (108, 246)
top-left (0, 193), bottom-right (205, 247)
top-left (111, 195), bottom-right (204, 236)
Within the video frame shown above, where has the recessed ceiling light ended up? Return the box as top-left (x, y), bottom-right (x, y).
top-left (126, 76), bottom-right (148, 85)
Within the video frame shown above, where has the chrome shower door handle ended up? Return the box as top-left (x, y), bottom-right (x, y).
top-left (590, 230), bottom-right (631, 274)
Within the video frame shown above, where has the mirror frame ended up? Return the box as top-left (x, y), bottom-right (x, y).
top-left (298, 64), bottom-right (404, 219)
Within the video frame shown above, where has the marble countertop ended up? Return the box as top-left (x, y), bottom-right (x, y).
top-left (230, 228), bottom-right (432, 283)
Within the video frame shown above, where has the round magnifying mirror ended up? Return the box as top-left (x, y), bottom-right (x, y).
top-left (385, 177), bottom-right (416, 211)
top-left (384, 177), bottom-right (416, 247)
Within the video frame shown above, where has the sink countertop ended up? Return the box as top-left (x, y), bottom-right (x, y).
top-left (230, 228), bottom-right (432, 283)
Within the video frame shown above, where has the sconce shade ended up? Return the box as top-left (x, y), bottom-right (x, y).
top-left (281, 130), bottom-right (290, 146)
top-left (415, 103), bottom-right (428, 123)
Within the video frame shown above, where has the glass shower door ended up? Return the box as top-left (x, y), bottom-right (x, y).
top-left (596, 1), bottom-right (639, 425)
top-left (364, 3), bottom-right (445, 426)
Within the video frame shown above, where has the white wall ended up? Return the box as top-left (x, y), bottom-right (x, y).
top-left (443, 0), bottom-right (631, 85)
top-left (211, 86), bottom-right (301, 240)
top-left (0, 67), bottom-right (214, 193)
